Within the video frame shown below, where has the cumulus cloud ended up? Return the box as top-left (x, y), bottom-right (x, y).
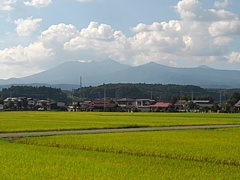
top-left (63, 22), bottom-right (130, 62)
top-left (214, 0), bottom-right (230, 9)
top-left (14, 17), bottom-right (42, 37)
top-left (0, 0), bottom-right (16, 11)
top-left (39, 23), bottom-right (79, 47)
top-left (176, 0), bottom-right (236, 21)
top-left (209, 20), bottom-right (240, 37)
top-left (61, 0), bottom-right (240, 66)
top-left (0, 42), bottom-right (54, 65)
top-left (24, 0), bottom-right (52, 8)
top-left (228, 52), bottom-right (240, 64)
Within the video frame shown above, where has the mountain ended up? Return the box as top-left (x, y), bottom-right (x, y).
top-left (0, 59), bottom-right (240, 89)
top-left (91, 62), bottom-right (240, 88)
top-left (20, 59), bottom-right (131, 85)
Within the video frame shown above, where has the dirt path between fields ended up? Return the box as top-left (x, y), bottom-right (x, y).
top-left (1, 124), bottom-right (240, 138)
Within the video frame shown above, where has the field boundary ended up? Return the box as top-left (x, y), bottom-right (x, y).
top-left (1, 124), bottom-right (240, 138)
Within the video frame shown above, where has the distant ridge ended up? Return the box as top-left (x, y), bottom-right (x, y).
top-left (0, 59), bottom-right (240, 89)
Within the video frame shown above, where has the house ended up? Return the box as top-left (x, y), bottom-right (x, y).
top-left (50, 102), bottom-right (67, 111)
top-left (174, 100), bottom-right (188, 112)
top-left (191, 100), bottom-right (213, 112)
top-left (87, 99), bottom-right (119, 112)
top-left (135, 99), bottom-right (155, 112)
top-left (116, 98), bottom-right (135, 111)
top-left (27, 98), bottom-right (36, 108)
top-left (150, 102), bottom-right (173, 112)
top-left (36, 100), bottom-right (50, 110)
top-left (4, 97), bottom-right (18, 110)
top-left (234, 100), bottom-right (240, 111)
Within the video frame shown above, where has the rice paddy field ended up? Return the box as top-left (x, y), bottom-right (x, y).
top-left (0, 111), bottom-right (240, 133)
top-left (1, 112), bottom-right (240, 179)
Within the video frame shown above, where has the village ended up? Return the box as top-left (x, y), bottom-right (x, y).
top-left (1, 96), bottom-right (240, 113)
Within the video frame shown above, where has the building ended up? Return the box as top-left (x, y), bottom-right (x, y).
top-left (150, 102), bottom-right (173, 112)
top-left (135, 99), bottom-right (155, 112)
top-left (87, 99), bottom-right (119, 112)
top-left (116, 98), bottom-right (135, 111)
top-left (235, 100), bottom-right (240, 111)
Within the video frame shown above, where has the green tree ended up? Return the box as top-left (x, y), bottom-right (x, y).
top-left (6, 101), bottom-right (14, 109)
top-left (0, 98), bottom-right (3, 105)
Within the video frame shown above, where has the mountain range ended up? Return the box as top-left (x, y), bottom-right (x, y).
top-left (1, 59), bottom-right (240, 89)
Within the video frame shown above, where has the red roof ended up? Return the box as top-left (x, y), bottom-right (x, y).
top-left (150, 102), bottom-right (173, 108)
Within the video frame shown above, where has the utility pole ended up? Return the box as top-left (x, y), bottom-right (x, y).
top-left (80, 76), bottom-right (83, 99)
top-left (219, 91), bottom-right (222, 107)
top-left (104, 87), bottom-right (106, 112)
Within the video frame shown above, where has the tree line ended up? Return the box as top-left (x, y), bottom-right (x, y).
top-left (0, 86), bottom-right (68, 103)
top-left (74, 83), bottom-right (234, 104)
top-left (0, 84), bottom-right (240, 107)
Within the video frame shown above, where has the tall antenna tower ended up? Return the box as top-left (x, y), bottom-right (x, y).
top-left (80, 76), bottom-right (82, 89)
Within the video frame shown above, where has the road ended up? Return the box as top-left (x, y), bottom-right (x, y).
top-left (0, 124), bottom-right (240, 138)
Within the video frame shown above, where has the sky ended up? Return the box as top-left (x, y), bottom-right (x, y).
top-left (0, 0), bottom-right (240, 79)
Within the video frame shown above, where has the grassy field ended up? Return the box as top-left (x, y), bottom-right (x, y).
top-left (0, 111), bottom-right (240, 132)
top-left (1, 127), bottom-right (240, 179)
top-left (1, 112), bottom-right (240, 179)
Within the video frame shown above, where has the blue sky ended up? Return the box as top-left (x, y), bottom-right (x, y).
top-left (0, 0), bottom-right (240, 79)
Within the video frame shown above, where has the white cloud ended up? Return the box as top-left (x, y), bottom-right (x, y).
top-left (14, 17), bottom-right (42, 37)
top-left (0, 42), bottom-right (54, 65)
top-left (228, 52), bottom-right (240, 64)
top-left (209, 20), bottom-right (240, 37)
top-left (176, 0), bottom-right (236, 21)
top-left (0, 0), bottom-right (16, 11)
top-left (64, 22), bottom-right (130, 62)
top-left (213, 36), bottom-right (232, 46)
top-left (214, 0), bottom-right (230, 9)
top-left (24, 0), bottom-right (52, 8)
top-left (39, 23), bottom-right (79, 50)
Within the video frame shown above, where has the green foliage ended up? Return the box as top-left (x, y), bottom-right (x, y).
top-left (18, 128), bottom-right (240, 166)
top-left (1, 128), bottom-right (239, 179)
top-left (0, 112), bottom-right (240, 133)
top-left (0, 85), bottom-right (68, 102)
top-left (0, 98), bottom-right (3, 104)
top-left (75, 83), bottom-right (208, 102)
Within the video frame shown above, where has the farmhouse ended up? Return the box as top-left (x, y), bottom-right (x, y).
top-left (50, 102), bottom-right (67, 111)
top-left (36, 100), bottom-right (50, 110)
top-left (235, 100), bottom-right (240, 111)
top-left (87, 99), bottom-right (119, 112)
top-left (116, 98), bottom-right (135, 111)
top-left (135, 99), bottom-right (155, 112)
top-left (150, 102), bottom-right (173, 112)
top-left (192, 100), bottom-right (213, 112)
top-left (174, 100), bottom-right (188, 112)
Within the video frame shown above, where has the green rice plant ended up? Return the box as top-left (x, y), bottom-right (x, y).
top-left (17, 128), bottom-right (240, 167)
top-left (1, 130), bottom-right (240, 180)
top-left (0, 112), bottom-right (240, 133)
